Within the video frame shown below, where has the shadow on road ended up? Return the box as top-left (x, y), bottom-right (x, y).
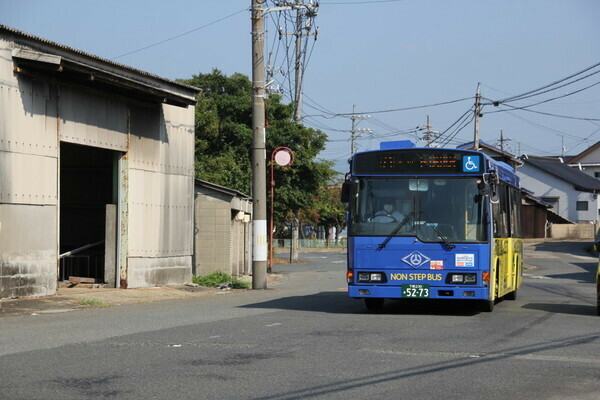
top-left (241, 290), bottom-right (482, 317)
top-left (529, 240), bottom-right (595, 257)
top-left (544, 262), bottom-right (597, 284)
top-left (521, 302), bottom-right (596, 317)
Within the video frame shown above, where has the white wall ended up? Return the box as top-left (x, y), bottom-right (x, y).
top-left (518, 163), bottom-right (598, 222)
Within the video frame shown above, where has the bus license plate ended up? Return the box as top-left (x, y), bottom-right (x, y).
top-left (402, 284), bottom-right (430, 298)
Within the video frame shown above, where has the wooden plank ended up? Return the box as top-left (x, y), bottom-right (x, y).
top-left (68, 276), bottom-right (96, 284)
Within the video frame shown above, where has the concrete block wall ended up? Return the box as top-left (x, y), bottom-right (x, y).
top-left (550, 223), bottom-right (596, 240)
top-left (194, 194), bottom-right (232, 276)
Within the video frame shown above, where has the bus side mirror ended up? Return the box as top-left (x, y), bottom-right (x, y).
top-left (341, 180), bottom-right (353, 203)
top-left (490, 184), bottom-right (500, 204)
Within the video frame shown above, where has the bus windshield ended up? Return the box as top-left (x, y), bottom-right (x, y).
top-left (349, 177), bottom-right (487, 243)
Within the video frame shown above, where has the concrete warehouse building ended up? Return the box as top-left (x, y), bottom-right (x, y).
top-left (0, 25), bottom-right (200, 298)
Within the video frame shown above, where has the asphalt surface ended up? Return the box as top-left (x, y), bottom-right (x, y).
top-left (0, 242), bottom-right (598, 400)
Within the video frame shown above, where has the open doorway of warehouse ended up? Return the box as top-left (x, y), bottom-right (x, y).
top-left (59, 142), bottom-right (120, 287)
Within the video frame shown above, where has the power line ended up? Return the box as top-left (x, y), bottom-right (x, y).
top-left (304, 97), bottom-right (473, 118)
top-left (502, 109), bottom-right (599, 141)
top-left (484, 79), bottom-right (600, 113)
top-left (439, 113), bottom-right (475, 148)
top-left (321, 0), bottom-right (406, 4)
top-left (492, 103), bottom-right (600, 122)
top-left (111, 8), bottom-right (248, 60)
top-left (435, 106), bottom-right (475, 146)
top-left (487, 60), bottom-right (600, 105)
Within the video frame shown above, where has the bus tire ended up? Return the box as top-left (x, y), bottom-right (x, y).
top-left (479, 299), bottom-right (495, 312)
top-left (364, 298), bottom-right (384, 313)
top-left (505, 289), bottom-right (517, 301)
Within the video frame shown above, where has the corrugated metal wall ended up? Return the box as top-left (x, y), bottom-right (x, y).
top-left (126, 104), bottom-right (194, 287)
top-left (0, 40), bottom-right (59, 298)
top-left (59, 86), bottom-right (128, 151)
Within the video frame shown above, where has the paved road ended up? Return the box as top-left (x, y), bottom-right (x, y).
top-left (0, 242), bottom-right (598, 400)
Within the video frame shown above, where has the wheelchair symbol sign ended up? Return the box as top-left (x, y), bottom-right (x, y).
top-left (462, 156), bottom-right (480, 172)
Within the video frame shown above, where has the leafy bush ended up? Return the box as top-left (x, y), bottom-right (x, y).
top-left (192, 271), bottom-right (250, 289)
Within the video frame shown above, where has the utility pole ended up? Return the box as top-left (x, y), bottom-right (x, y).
top-left (351, 105), bottom-right (357, 155)
top-left (251, 0), bottom-right (268, 289)
top-left (275, 1), bottom-right (318, 122)
top-left (474, 83), bottom-right (481, 150)
top-left (498, 129), bottom-right (512, 152)
top-left (419, 115), bottom-right (439, 147)
top-left (350, 105), bottom-right (372, 155)
top-left (426, 115), bottom-right (432, 147)
top-left (293, 0), bottom-right (303, 122)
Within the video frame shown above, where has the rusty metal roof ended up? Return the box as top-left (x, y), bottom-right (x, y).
top-left (0, 24), bottom-right (200, 97)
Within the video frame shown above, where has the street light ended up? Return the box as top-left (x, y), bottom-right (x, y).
top-left (270, 147), bottom-right (294, 272)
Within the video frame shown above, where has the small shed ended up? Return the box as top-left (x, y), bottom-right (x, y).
top-left (521, 189), bottom-right (574, 238)
top-left (194, 180), bottom-right (252, 278)
top-left (0, 25), bottom-right (200, 298)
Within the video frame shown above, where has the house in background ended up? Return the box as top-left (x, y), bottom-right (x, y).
top-left (566, 141), bottom-right (600, 179)
top-left (517, 155), bottom-right (600, 238)
top-left (457, 140), bottom-right (578, 238)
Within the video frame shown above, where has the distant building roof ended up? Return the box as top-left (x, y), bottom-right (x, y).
top-left (567, 141), bottom-right (600, 164)
top-left (1, 24), bottom-right (200, 107)
top-left (521, 155), bottom-right (600, 193)
top-left (195, 179), bottom-right (251, 200)
top-left (457, 140), bottom-right (522, 167)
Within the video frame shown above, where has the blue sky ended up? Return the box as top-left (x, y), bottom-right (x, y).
top-left (3, 0), bottom-right (599, 172)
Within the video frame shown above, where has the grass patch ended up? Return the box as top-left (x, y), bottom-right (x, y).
top-left (76, 298), bottom-right (111, 308)
top-left (193, 271), bottom-right (250, 289)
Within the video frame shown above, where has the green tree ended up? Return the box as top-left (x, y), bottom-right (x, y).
top-left (314, 183), bottom-right (347, 243)
top-left (180, 70), bottom-right (339, 235)
top-left (180, 69), bottom-right (253, 193)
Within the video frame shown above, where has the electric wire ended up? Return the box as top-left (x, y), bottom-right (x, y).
top-left (303, 97), bottom-right (473, 118)
top-left (321, 0), bottom-right (406, 4)
top-left (439, 113), bottom-right (475, 148)
top-left (490, 61), bottom-right (600, 104)
top-left (435, 106), bottom-right (475, 146)
top-left (483, 80), bottom-right (600, 117)
top-left (493, 103), bottom-right (600, 122)
top-left (110, 8), bottom-right (248, 60)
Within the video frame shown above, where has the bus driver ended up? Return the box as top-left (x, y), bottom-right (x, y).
top-left (371, 203), bottom-right (403, 222)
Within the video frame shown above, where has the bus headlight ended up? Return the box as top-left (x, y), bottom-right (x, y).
top-left (357, 272), bottom-right (387, 283)
top-left (447, 273), bottom-right (477, 285)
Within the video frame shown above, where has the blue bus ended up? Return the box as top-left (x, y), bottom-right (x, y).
top-left (341, 141), bottom-right (523, 312)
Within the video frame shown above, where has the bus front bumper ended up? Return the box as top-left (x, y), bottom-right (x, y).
top-left (348, 285), bottom-right (489, 300)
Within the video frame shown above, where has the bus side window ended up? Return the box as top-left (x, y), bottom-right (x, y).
top-left (493, 183), bottom-right (510, 238)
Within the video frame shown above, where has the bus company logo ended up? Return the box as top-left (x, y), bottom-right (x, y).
top-left (401, 251), bottom-right (431, 269)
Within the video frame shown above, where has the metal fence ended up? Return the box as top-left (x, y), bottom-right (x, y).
top-left (273, 239), bottom-right (347, 249)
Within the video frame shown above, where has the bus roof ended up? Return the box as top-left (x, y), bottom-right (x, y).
top-left (350, 143), bottom-right (519, 187)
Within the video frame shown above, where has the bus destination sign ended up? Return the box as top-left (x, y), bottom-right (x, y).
top-left (353, 150), bottom-right (484, 175)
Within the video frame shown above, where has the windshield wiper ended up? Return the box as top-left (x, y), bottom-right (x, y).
top-left (417, 211), bottom-right (456, 250)
top-left (376, 211), bottom-right (415, 251)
